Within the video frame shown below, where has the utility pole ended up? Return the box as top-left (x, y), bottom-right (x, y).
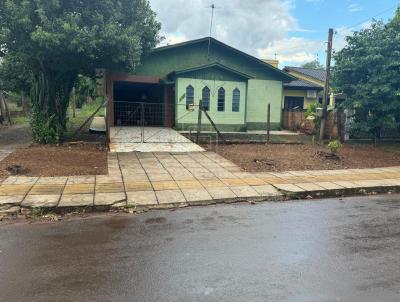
top-left (319, 28), bottom-right (334, 141)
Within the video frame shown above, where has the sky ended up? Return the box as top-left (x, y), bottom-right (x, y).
top-left (148, 0), bottom-right (399, 67)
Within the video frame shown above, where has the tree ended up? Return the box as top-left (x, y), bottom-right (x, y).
top-left (0, 0), bottom-right (161, 143)
top-left (332, 8), bottom-right (400, 142)
top-left (301, 59), bottom-right (324, 69)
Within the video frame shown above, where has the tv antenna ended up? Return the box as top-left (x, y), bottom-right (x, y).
top-left (207, 4), bottom-right (217, 59)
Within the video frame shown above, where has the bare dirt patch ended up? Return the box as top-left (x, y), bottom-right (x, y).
top-left (0, 143), bottom-right (107, 179)
top-left (211, 143), bottom-right (400, 172)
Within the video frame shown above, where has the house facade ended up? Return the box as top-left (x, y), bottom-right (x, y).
top-left (103, 37), bottom-right (295, 131)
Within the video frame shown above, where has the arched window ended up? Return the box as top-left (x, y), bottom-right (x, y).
top-left (202, 86), bottom-right (210, 111)
top-left (217, 87), bottom-right (225, 112)
top-left (186, 85), bottom-right (194, 110)
top-left (232, 88), bottom-right (240, 112)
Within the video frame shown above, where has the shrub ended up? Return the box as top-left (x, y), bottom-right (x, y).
top-left (31, 110), bottom-right (62, 144)
top-left (328, 140), bottom-right (342, 155)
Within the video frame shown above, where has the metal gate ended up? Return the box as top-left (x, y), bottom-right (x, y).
top-left (112, 101), bottom-right (178, 143)
top-left (114, 101), bottom-right (166, 127)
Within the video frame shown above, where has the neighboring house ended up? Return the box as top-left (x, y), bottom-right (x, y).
top-left (103, 37), bottom-right (296, 132)
top-left (282, 66), bottom-right (344, 110)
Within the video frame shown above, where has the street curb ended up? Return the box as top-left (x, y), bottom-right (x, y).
top-left (1, 186), bottom-right (399, 220)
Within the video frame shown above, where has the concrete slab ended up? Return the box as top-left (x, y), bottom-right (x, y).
top-left (252, 185), bottom-right (283, 196)
top-left (274, 184), bottom-right (305, 193)
top-left (0, 195), bottom-right (25, 205)
top-left (95, 183), bottom-right (125, 193)
top-left (206, 187), bottom-right (237, 200)
top-left (314, 182), bottom-right (345, 190)
top-left (127, 191), bottom-right (158, 206)
top-left (2, 177), bottom-right (38, 185)
top-left (0, 184), bottom-right (32, 196)
top-left (63, 183), bottom-right (95, 194)
top-left (59, 194), bottom-right (94, 207)
top-left (94, 193), bottom-right (126, 206)
top-left (181, 188), bottom-right (212, 202)
top-left (230, 186), bottom-right (260, 198)
top-left (22, 195), bottom-right (60, 208)
top-left (295, 183), bottom-right (325, 191)
top-left (152, 181), bottom-right (179, 191)
top-left (125, 181), bottom-right (153, 191)
top-left (155, 189), bottom-right (186, 204)
top-left (109, 127), bottom-right (204, 153)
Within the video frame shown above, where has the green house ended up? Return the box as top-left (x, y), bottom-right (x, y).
top-left (104, 37), bottom-right (296, 131)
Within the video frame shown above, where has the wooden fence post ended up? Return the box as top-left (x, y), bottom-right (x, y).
top-left (196, 100), bottom-right (203, 144)
top-left (267, 103), bottom-right (271, 143)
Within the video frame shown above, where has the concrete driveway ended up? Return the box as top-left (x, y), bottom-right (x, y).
top-left (1, 194), bottom-right (400, 302)
top-left (109, 126), bottom-right (204, 152)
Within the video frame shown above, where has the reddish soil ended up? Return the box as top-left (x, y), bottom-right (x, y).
top-left (211, 143), bottom-right (400, 172)
top-left (0, 143), bottom-right (107, 179)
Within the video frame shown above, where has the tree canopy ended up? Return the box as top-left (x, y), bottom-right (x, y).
top-left (332, 8), bottom-right (400, 140)
top-left (301, 59), bottom-right (324, 69)
top-left (0, 0), bottom-right (161, 142)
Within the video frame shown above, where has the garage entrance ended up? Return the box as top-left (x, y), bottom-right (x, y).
top-left (112, 81), bottom-right (174, 127)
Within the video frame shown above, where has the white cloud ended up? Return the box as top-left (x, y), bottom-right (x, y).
top-left (257, 37), bottom-right (323, 67)
top-left (348, 3), bottom-right (363, 13)
top-left (149, 0), bottom-right (325, 67)
top-left (150, 0), bottom-right (299, 55)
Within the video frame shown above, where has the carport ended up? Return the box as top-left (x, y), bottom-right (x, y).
top-left (106, 73), bottom-right (175, 128)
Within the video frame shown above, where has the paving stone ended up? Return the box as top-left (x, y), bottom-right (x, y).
top-left (314, 182), bottom-right (345, 190)
top-left (155, 189), bottom-right (186, 204)
top-left (127, 191), bottom-right (158, 206)
top-left (2, 176), bottom-right (38, 185)
top-left (66, 176), bottom-right (95, 184)
top-left (95, 182), bottom-right (125, 193)
top-left (206, 187), bottom-right (237, 199)
top-left (95, 192), bottom-right (126, 206)
top-left (22, 194), bottom-right (60, 208)
top-left (147, 174), bottom-right (173, 181)
top-left (273, 184), bottom-right (305, 193)
top-left (36, 177), bottom-right (68, 185)
top-left (295, 183), bottom-right (325, 191)
top-left (181, 188), bottom-right (212, 202)
top-left (152, 180), bottom-right (179, 191)
top-left (192, 172), bottom-right (216, 180)
top-left (63, 183), bottom-right (95, 194)
top-left (29, 184), bottom-right (65, 195)
top-left (261, 177), bottom-right (291, 184)
top-left (0, 195), bottom-right (25, 205)
top-left (96, 175), bottom-right (123, 184)
top-left (176, 180), bottom-right (203, 189)
top-left (122, 174), bottom-right (149, 181)
top-left (200, 179), bottom-right (226, 188)
top-left (252, 185), bottom-right (283, 196)
top-left (125, 181), bottom-right (153, 191)
top-left (0, 184), bottom-right (32, 196)
top-left (331, 181), bottom-right (360, 189)
top-left (242, 178), bottom-right (266, 186)
top-left (385, 179), bottom-right (400, 186)
top-left (59, 194), bottom-right (94, 207)
top-left (352, 180), bottom-right (395, 187)
top-left (230, 186), bottom-right (260, 198)
top-left (221, 178), bottom-right (247, 186)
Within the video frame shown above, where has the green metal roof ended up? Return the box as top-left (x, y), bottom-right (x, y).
top-left (153, 37), bottom-right (296, 82)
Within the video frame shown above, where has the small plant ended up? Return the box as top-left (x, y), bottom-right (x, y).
top-left (328, 140), bottom-right (342, 155)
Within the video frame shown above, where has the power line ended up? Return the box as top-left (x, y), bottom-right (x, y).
top-left (332, 4), bottom-right (398, 46)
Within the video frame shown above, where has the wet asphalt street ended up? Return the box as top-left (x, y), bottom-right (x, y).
top-left (1, 194), bottom-right (400, 302)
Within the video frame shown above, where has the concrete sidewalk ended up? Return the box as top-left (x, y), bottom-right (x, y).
top-left (1, 151), bottom-right (400, 215)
